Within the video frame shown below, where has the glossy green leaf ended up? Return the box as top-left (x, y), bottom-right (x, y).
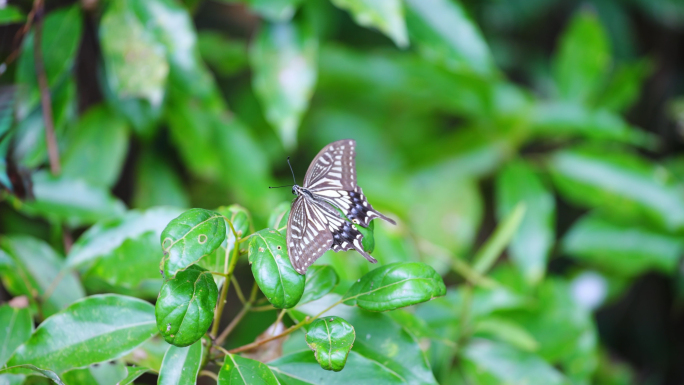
top-left (594, 59), bottom-right (652, 112)
top-left (405, 0), bottom-right (494, 75)
top-left (7, 294), bottom-right (156, 373)
top-left (344, 262), bottom-right (446, 311)
top-left (0, 236), bottom-right (85, 318)
top-left (0, 6), bottom-right (25, 25)
top-left (158, 340), bottom-right (204, 385)
top-left (267, 202), bottom-right (290, 231)
top-left (331, 0), bottom-right (408, 48)
top-left (563, 213), bottom-right (683, 277)
top-left (270, 351), bottom-right (406, 384)
top-left (218, 354), bottom-right (279, 385)
top-left (156, 265), bottom-right (218, 347)
top-left (132, 149), bottom-right (190, 209)
top-left (20, 171), bottom-right (126, 228)
top-left (117, 366), bottom-right (148, 385)
top-left (462, 339), bottom-right (569, 385)
top-left (67, 207), bottom-right (184, 268)
top-left (160, 208), bottom-right (226, 277)
top-left (61, 105), bottom-right (129, 188)
top-left (248, 229), bottom-right (305, 309)
top-left (81, 231), bottom-right (163, 299)
top-left (0, 365), bottom-right (64, 385)
top-left (0, 304), bottom-right (33, 367)
top-left (496, 161), bottom-right (554, 284)
top-left (299, 265), bottom-right (339, 305)
top-left (292, 300), bottom-right (438, 384)
top-left (548, 147), bottom-right (684, 232)
top-left (305, 316), bottom-right (355, 371)
top-left (100, 0), bottom-right (169, 106)
top-left (251, 20), bottom-right (318, 149)
top-left (15, 5), bottom-right (82, 113)
top-left (553, 9), bottom-right (610, 103)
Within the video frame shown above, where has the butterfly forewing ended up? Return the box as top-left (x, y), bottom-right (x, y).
top-left (286, 196), bottom-right (333, 274)
top-left (304, 139), bottom-right (357, 191)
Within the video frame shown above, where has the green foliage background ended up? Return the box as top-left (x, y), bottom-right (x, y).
top-left (1, 0), bottom-right (684, 383)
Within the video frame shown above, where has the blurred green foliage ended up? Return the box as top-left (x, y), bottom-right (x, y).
top-left (1, 0), bottom-right (684, 383)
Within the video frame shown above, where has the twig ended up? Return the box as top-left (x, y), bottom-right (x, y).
top-left (210, 222), bottom-right (239, 338)
top-left (199, 370), bottom-right (218, 381)
top-left (231, 276), bottom-right (245, 305)
top-left (32, 0), bottom-right (60, 176)
top-left (272, 309), bottom-right (286, 336)
top-left (215, 303), bottom-right (250, 346)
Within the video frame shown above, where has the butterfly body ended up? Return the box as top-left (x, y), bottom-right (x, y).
top-left (286, 139), bottom-right (395, 274)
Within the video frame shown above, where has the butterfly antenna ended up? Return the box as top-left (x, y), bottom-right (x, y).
top-left (287, 156), bottom-right (297, 185)
top-left (269, 184), bottom-right (293, 189)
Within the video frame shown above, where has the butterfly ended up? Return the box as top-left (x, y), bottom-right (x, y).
top-left (285, 139), bottom-right (396, 274)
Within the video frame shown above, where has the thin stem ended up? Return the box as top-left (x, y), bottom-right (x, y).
top-left (32, 0), bottom-right (60, 176)
top-left (199, 370), bottom-right (218, 381)
top-left (231, 276), bottom-right (245, 305)
top-left (272, 309), bottom-right (286, 336)
top-left (210, 219), bottom-right (240, 338)
top-left (215, 303), bottom-right (251, 346)
top-left (236, 233), bottom-right (254, 245)
top-left (251, 304), bottom-right (276, 312)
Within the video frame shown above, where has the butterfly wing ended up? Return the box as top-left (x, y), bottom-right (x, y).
top-left (304, 139), bottom-right (396, 227)
top-left (286, 196), bottom-right (334, 274)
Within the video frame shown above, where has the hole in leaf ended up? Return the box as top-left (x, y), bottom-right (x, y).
top-left (198, 234), bottom-right (208, 244)
top-left (277, 245), bottom-right (282, 250)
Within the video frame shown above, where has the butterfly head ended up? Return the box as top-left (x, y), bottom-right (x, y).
top-left (292, 185), bottom-right (299, 195)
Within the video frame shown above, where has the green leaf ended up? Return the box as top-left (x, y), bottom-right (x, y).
top-left (0, 365), bottom-right (65, 385)
top-left (132, 149), bottom-right (190, 209)
top-left (593, 59), bottom-right (652, 112)
top-left (289, 302), bottom-right (438, 384)
top-left (7, 294), bottom-right (156, 373)
top-left (121, 337), bottom-right (169, 372)
top-left (357, 219), bottom-right (375, 253)
top-left (462, 339), bottom-right (569, 385)
top-left (67, 207), bottom-right (184, 268)
top-left (61, 105), bottom-right (129, 187)
top-left (553, 9), bottom-right (610, 103)
top-left (0, 304), bottom-right (33, 367)
top-left (563, 213), bottom-right (683, 277)
top-left (16, 5), bottom-right (82, 113)
top-left (198, 31), bottom-right (248, 77)
top-left (331, 0), bottom-right (408, 48)
top-left (218, 354), bottom-right (279, 385)
top-left (270, 351), bottom-right (406, 384)
top-left (0, 236), bottom-right (85, 318)
top-left (62, 360), bottom-right (127, 385)
top-left (495, 161), bottom-right (554, 284)
top-left (216, 204), bottom-right (252, 240)
top-left (473, 317), bottom-right (539, 352)
top-left (81, 231), bottom-right (164, 299)
top-left (156, 265), bottom-right (218, 347)
top-left (160, 208), bottom-right (226, 277)
top-left (267, 202), bottom-right (290, 231)
top-left (530, 102), bottom-right (654, 147)
top-left (117, 366), bottom-right (148, 385)
top-left (405, 0), bottom-right (494, 75)
top-left (251, 20), bottom-right (318, 149)
top-left (237, 0), bottom-right (304, 21)
top-left (305, 316), bottom-right (355, 372)
top-left (344, 262), bottom-right (446, 311)
top-left (548, 147), bottom-right (684, 232)
top-left (20, 171), bottom-right (126, 228)
top-left (158, 340), bottom-right (204, 385)
top-left (299, 265), bottom-right (339, 305)
top-left (0, 5), bottom-right (25, 25)
top-left (100, 0), bottom-right (169, 106)
top-left (248, 229), bottom-right (305, 309)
